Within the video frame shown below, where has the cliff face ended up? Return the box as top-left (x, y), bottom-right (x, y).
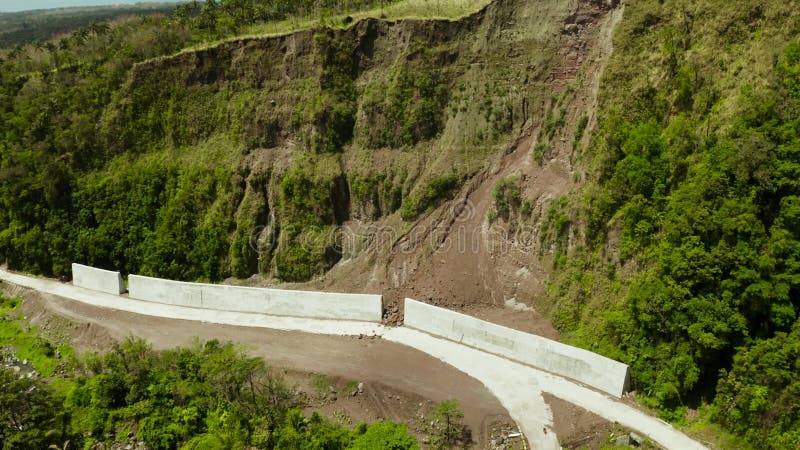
top-left (81, 0), bottom-right (617, 309)
top-left (67, 0), bottom-right (615, 303)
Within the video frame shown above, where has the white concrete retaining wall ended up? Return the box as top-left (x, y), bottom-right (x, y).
top-left (127, 274), bottom-right (383, 322)
top-left (71, 263), bottom-right (126, 295)
top-left (403, 298), bottom-right (630, 397)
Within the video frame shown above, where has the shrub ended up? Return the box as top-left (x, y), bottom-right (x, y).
top-left (425, 401), bottom-right (471, 449)
top-left (399, 173), bottom-right (460, 221)
top-left (349, 421), bottom-right (419, 450)
top-left (573, 114), bottom-right (589, 148)
top-left (492, 175), bottom-right (522, 220)
top-left (533, 142), bottom-right (548, 166)
top-left (361, 57), bottom-right (449, 149)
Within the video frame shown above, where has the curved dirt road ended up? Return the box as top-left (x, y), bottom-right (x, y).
top-left (0, 269), bottom-right (707, 450)
top-left (0, 281), bottom-right (510, 447)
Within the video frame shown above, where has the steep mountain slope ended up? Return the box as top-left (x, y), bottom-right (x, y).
top-left (1, 0), bottom-right (615, 287)
top-left (540, 0), bottom-right (800, 447)
top-left (318, 0), bottom-right (622, 314)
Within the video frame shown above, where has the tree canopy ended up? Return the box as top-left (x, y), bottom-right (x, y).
top-left (544, 1), bottom-right (800, 446)
top-left (0, 337), bottom-right (420, 450)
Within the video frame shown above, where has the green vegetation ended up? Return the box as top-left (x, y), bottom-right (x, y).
top-left (0, 4), bottom-right (178, 48)
top-left (361, 53), bottom-right (449, 149)
top-left (311, 373), bottom-right (335, 395)
top-left (233, 0), bottom-right (493, 41)
top-left (573, 114), bottom-right (588, 149)
top-left (424, 400), bottom-right (471, 449)
top-left (0, 294), bottom-right (72, 377)
top-left (310, 30), bottom-right (358, 153)
top-left (542, 100), bottom-right (566, 140)
top-left (539, 197), bottom-right (570, 266)
top-left (72, 157), bottom-right (236, 281)
top-left (492, 175), bottom-right (522, 221)
top-left (273, 159), bottom-right (346, 281)
top-left (399, 173), bottom-right (460, 220)
top-left (532, 142), bottom-right (549, 166)
top-left (349, 421), bottom-right (419, 449)
top-left (0, 337), bottom-right (420, 450)
top-left (0, 365), bottom-right (61, 449)
top-left (543, 0), bottom-right (800, 447)
top-left (0, 6), bottom-right (206, 279)
top-left (350, 174), bottom-right (404, 219)
top-left (172, 0), bottom-right (401, 42)
top-left (713, 323), bottom-right (800, 447)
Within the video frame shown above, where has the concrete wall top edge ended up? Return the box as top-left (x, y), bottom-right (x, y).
top-left (126, 273), bottom-right (383, 322)
top-left (404, 298), bottom-right (626, 370)
top-left (72, 263), bottom-right (122, 276)
top-left (71, 263), bottom-right (126, 295)
top-left (404, 297), bottom-right (629, 396)
top-left (129, 274), bottom-right (382, 300)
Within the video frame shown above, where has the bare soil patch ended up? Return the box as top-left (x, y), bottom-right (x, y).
top-left (544, 393), bottom-right (615, 449)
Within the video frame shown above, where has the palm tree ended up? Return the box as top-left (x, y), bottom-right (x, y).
top-left (44, 42), bottom-right (59, 69)
top-left (87, 22), bottom-right (111, 36)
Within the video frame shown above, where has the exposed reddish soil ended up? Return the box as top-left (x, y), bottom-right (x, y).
top-left (309, 0), bottom-right (623, 338)
top-left (544, 393), bottom-right (615, 449)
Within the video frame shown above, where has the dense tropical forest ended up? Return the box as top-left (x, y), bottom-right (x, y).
top-left (1, 0), bottom-right (799, 448)
top-left (542, 0), bottom-right (800, 448)
top-left (1, 339), bottom-right (419, 450)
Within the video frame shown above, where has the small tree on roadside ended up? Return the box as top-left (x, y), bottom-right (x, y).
top-left (425, 400), bottom-right (472, 449)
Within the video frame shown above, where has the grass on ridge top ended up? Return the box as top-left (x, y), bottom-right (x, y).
top-left (181, 0), bottom-right (493, 53)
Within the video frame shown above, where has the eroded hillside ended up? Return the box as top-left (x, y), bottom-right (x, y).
top-left (57, 0), bottom-right (619, 301)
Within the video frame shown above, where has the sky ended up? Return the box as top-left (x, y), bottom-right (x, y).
top-left (0, 1), bottom-right (183, 13)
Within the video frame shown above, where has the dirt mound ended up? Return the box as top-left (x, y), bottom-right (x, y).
top-left (306, 0), bottom-right (623, 336)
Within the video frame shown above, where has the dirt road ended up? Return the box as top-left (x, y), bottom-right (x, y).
top-left (2, 283), bottom-right (511, 446)
top-left (0, 269), bottom-right (708, 450)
